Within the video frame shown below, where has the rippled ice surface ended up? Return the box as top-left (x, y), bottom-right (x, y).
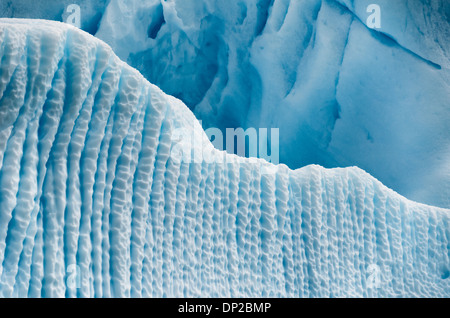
top-left (0, 20), bottom-right (448, 297)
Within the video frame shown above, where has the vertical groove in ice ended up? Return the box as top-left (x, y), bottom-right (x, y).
top-left (0, 20), bottom-right (448, 298)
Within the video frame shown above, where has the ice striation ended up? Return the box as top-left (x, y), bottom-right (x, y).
top-left (0, 19), bottom-right (449, 298)
top-left (96, 0), bottom-right (450, 209)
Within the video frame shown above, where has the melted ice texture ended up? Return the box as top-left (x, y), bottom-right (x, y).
top-left (0, 19), bottom-right (448, 297)
top-left (95, 0), bottom-right (450, 209)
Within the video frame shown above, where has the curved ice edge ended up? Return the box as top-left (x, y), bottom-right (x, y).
top-left (0, 19), bottom-right (448, 298)
top-left (0, 19), bottom-right (441, 210)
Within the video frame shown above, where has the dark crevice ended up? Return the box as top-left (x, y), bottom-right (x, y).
top-left (86, 12), bottom-right (104, 35)
top-left (284, 0), bottom-right (323, 98)
top-left (370, 29), bottom-right (441, 69)
top-left (255, 0), bottom-right (274, 36)
top-left (147, 3), bottom-right (165, 40)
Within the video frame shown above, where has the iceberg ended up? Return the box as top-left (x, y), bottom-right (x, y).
top-left (96, 0), bottom-right (450, 209)
top-left (0, 19), bottom-right (448, 297)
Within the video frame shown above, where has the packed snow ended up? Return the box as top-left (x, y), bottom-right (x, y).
top-left (0, 20), bottom-right (448, 297)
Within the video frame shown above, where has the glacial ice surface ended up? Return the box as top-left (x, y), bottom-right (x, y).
top-left (96, 0), bottom-right (450, 209)
top-left (0, 19), bottom-right (448, 297)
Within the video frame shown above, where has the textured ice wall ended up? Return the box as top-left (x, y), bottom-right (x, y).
top-left (0, 20), bottom-right (448, 298)
top-left (96, 0), bottom-right (450, 209)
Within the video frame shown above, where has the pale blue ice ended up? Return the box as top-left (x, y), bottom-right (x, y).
top-left (0, 19), bottom-right (448, 297)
